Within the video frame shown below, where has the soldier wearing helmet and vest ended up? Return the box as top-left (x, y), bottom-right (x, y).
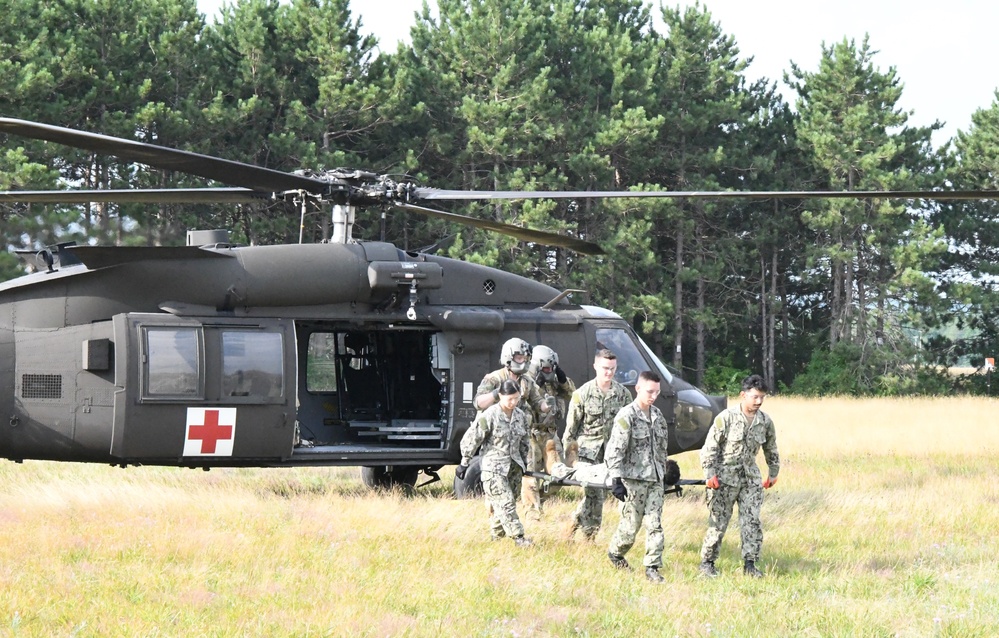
top-left (470, 338), bottom-right (552, 514)
top-left (520, 344), bottom-right (575, 518)
top-left (474, 338), bottom-right (552, 422)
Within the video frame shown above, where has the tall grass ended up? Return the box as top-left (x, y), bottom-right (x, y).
top-left (1, 397), bottom-right (998, 636)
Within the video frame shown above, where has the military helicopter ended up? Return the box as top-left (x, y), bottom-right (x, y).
top-left (0, 118), bottom-right (992, 496)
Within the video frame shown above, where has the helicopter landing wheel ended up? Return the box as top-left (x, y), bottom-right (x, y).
top-left (452, 455), bottom-right (484, 499)
top-left (360, 465), bottom-right (419, 490)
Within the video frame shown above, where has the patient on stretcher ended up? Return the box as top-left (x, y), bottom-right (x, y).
top-left (543, 439), bottom-right (681, 489)
top-left (544, 439), bottom-right (613, 488)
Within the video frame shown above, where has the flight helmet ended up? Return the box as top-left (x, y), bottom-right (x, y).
top-left (529, 345), bottom-right (559, 383)
top-left (500, 338), bottom-right (532, 375)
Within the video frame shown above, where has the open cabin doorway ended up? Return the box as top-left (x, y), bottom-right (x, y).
top-left (293, 324), bottom-right (449, 455)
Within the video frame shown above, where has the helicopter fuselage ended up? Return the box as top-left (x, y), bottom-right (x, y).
top-left (0, 239), bottom-right (724, 481)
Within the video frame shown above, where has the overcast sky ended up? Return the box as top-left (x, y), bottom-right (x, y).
top-left (197, 0), bottom-right (999, 148)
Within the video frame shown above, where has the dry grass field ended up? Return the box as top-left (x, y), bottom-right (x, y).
top-left (1, 396), bottom-right (998, 636)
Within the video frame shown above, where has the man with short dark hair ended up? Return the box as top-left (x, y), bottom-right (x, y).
top-left (605, 370), bottom-right (672, 583)
top-left (698, 374), bottom-right (780, 578)
top-left (562, 348), bottom-right (631, 540)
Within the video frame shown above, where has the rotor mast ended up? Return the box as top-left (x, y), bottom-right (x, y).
top-left (331, 204), bottom-right (357, 244)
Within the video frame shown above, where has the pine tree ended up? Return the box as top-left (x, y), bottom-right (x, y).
top-left (788, 36), bottom-right (946, 390)
top-left (935, 97), bottom-right (999, 372)
top-left (200, 0), bottom-right (385, 245)
top-left (644, 4), bottom-right (760, 383)
top-left (0, 0), bottom-right (210, 247)
top-left (400, 0), bottom-right (661, 286)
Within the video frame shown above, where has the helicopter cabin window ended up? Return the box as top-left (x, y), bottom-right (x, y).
top-left (143, 327), bottom-right (202, 397)
top-left (222, 331), bottom-right (285, 399)
top-left (306, 332), bottom-right (338, 393)
top-left (595, 328), bottom-right (649, 387)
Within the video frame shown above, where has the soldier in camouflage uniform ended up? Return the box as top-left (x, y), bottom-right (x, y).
top-left (474, 337), bottom-right (552, 428)
top-left (521, 345), bottom-right (576, 518)
top-left (457, 380), bottom-right (533, 547)
top-left (605, 370), bottom-right (671, 583)
top-left (562, 349), bottom-right (632, 540)
top-left (699, 374), bottom-right (780, 578)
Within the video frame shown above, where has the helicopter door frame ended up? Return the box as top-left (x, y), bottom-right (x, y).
top-left (111, 313), bottom-right (296, 464)
top-left (293, 324), bottom-right (452, 455)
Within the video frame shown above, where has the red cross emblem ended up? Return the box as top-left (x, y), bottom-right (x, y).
top-left (184, 407), bottom-right (237, 456)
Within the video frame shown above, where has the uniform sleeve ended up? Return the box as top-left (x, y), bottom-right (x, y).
top-left (555, 377), bottom-right (576, 401)
top-left (474, 373), bottom-right (500, 401)
top-left (699, 414), bottom-right (725, 478)
top-left (526, 379), bottom-right (546, 415)
top-left (518, 423), bottom-right (531, 472)
top-left (563, 390), bottom-right (583, 447)
top-left (460, 411), bottom-right (491, 464)
top-left (654, 408), bottom-right (670, 462)
top-left (762, 415), bottom-right (780, 478)
top-left (604, 407), bottom-right (632, 480)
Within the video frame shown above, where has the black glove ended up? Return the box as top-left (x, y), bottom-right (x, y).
top-left (555, 365), bottom-right (567, 384)
top-left (455, 464), bottom-right (468, 480)
top-left (663, 459), bottom-right (681, 487)
top-left (611, 477), bottom-right (628, 502)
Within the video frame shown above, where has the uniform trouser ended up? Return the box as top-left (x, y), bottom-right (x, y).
top-left (565, 459), bottom-right (610, 537)
top-left (483, 468), bottom-right (524, 539)
top-left (700, 481), bottom-right (764, 563)
top-left (522, 428), bottom-right (562, 512)
top-left (608, 479), bottom-right (666, 568)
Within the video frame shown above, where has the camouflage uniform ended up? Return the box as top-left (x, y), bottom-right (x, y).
top-left (475, 369), bottom-right (547, 428)
top-left (562, 379), bottom-right (631, 537)
top-left (521, 373), bottom-right (576, 515)
top-left (699, 406), bottom-right (780, 564)
top-left (605, 401), bottom-right (671, 568)
top-left (460, 403), bottom-right (531, 539)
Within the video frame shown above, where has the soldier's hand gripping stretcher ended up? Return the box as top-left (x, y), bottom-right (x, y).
top-left (524, 440), bottom-right (706, 498)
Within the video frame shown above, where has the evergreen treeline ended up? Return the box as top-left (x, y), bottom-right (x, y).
top-left (2, 0), bottom-right (998, 395)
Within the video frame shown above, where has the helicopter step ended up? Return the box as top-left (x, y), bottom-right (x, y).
top-left (349, 420), bottom-right (442, 433)
top-left (348, 419), bottom-right (444, 444)
top-left (356, 433), bottom-right (442, 441)
top-left (289, 443), bottom-right (448, 466)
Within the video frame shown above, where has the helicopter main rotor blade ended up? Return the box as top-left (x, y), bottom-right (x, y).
top-left (0, 188), bottom-right (273, 204)
top-left (0, 118), bottom-right (326, 195)
top-left (397, 203), bottom-right (605, 255)
top-left (415, 188), bottom-right (999, 201)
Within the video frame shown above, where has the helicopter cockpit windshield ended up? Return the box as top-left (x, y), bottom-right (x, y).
top-left (594, 327), bottom-right (672, 386)
top-left (636, 335), bottom-right (675, 385)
